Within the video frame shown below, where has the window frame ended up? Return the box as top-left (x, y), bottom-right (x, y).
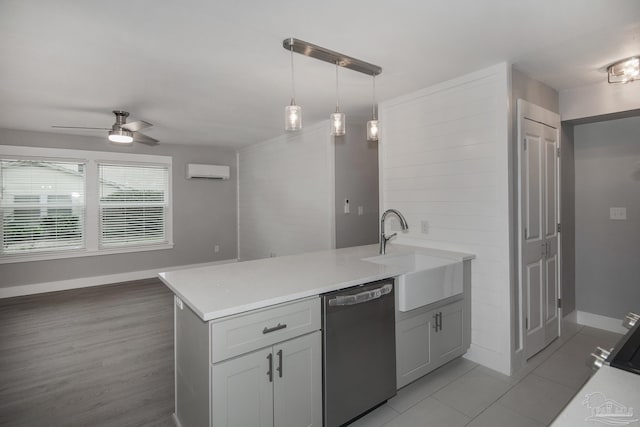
top-left (0, 145), bottom-right (173, 264)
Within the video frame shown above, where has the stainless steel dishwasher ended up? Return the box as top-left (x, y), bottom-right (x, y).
top-left (322, 278), bottom-right (396, 426)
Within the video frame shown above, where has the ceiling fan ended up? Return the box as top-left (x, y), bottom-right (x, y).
top-left (52, 110), bottom-right (158, 145)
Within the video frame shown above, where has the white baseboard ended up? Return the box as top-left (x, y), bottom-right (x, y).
top-left (0, 258), bottom-right (238, 299)
top-left (576, 310), bottom-right (626, 334)
top-left (464, 343), bottom-right (510, 376)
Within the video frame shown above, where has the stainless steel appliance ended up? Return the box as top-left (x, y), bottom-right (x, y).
top-left (589, 311), bottom-right (640, 373)
top-left (322, 278), bottom-right (396, 426)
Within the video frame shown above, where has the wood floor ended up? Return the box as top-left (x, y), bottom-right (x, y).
top-left (0, 279), bottom-right (175, 427)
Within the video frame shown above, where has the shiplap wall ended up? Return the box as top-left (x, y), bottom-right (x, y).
top-left (379, 64), bottom-right (512, 374)
top-left (238, 121), bottom-right (335, 261)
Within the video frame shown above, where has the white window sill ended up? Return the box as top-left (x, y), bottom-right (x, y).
top-left (0, 242), bottom-right (174, 264)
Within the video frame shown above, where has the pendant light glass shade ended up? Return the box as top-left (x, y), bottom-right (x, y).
top-left (285, 38), bottom-right (302, 131)
top-left (366, 119), bottom-right (378, 141)
top-left (330, 62), bottom-right (346, 136)
top-left (285, 103), bottom-right (302, 131)
top-left (367, 75), bottom-right (379, 142)
top-left (330, 111), bottom-right (346, 136)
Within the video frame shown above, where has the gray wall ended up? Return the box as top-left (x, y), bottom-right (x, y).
top-left (574, 116), bottom-right (640, 319)
top-left (0, 128), bottom-right (237, 288)
top-left (334, 123), bottom-right (379, 249)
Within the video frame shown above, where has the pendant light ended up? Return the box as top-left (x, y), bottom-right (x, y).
top-left (330, 62), bottom-right (346, 136)
top-left (284, 37), bottom-right (302, 131)
top-left (367, 75), bottom-right (379, 142)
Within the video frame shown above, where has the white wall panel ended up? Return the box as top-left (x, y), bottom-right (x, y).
top-left (379, 64), bottom-right (512, 374)
top-left (238, 122), bottom-right (334, 261)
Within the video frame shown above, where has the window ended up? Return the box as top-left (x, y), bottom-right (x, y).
top-left (98, 163), bottom-right (169, 248)
top-left (1, 160), bottom-right (85, 255)
top-left (0, 146), bottom-right (172, 263)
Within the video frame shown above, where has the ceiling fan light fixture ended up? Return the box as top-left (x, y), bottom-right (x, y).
top-left (108, 128), bottom-right (134, 144)
top-left (607, 56), bottom-right (640, 83)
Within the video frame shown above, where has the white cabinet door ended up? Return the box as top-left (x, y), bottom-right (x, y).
top-left (432, 300), bottom-right (465, 365)
top-left (212, 347), bottom-right (274, 427)
top-left (273, 331), bottom-right (322, 427)
top-left (396, 312), bottom-right (434, 388)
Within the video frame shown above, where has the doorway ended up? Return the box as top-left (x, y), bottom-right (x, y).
top-left (517, 99), bottom-right (561, 359)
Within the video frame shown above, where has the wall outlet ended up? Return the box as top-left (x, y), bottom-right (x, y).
top-left (421, 220), bottom-right (429, 234)
top-left (214, 245), bottom-right (220, 253)
top-left (610, 207), bottom-right (627, 220)
top-left (358, 206), bottom-right (364, 216)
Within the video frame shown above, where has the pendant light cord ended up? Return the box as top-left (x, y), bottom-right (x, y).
top-left (290, 39), bottom-right (296, 104)
top-left (372, 75), bottom-right (377, 120)
top-left (335, 62), bottom-right (340, 112)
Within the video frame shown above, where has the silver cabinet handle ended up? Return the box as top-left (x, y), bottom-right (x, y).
top-left (263, 323), bottom-right (287, 334)
top-left (432, 312), bottom-right (442, 332)
top-left (277, 349), bottom-right (283, 378)
top-left (328, 284), bottom-right (392, 306)
top-left (267, 353), bottom-right (273, 382)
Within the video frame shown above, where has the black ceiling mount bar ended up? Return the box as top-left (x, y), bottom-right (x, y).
top-left (283, 38), bottom-right (382, 76)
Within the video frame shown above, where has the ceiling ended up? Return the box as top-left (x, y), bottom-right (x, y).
top-left (1, 0), bottom-right (639, 149)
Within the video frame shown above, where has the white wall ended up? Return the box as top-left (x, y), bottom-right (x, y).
top-left (379, 63), bottom-right (512, 374)
top-left (574, 116), bottom-right (640, 319)
top-left (238, 121), bottom-right (335, 261)
top-left (560, 80), bottom-right (640, 121)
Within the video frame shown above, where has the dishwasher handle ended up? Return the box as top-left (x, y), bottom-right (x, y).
top-left (328, 284), bottom-right (392, 306)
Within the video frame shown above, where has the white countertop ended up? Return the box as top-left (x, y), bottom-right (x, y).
top-left (552, 365), bottom-right (640, 426)
top-left (159, 244), bottom-right (474, 322)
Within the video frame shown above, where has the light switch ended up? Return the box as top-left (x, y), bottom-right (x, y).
top-left (610, 207), bottom-right (627, 220)
top-left (421, 220), bottom-right (429, 234)
top-left (358, 206), bottom-right (364, 216)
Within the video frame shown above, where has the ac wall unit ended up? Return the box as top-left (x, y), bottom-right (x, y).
top-left (186, 163), bottom-right (230, 180)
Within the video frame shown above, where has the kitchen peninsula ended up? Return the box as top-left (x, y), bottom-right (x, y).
top-left (159, 243), bottom-right (474, 427)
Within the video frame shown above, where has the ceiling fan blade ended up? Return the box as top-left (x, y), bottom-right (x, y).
top-left (52, 126), bottom-right (111, 130)
top-left (122, 120), bottom-right (152, 132)
top-left (133, 132), bottom-right (159, 145)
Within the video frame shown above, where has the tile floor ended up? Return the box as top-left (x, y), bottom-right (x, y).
top-left (349, 320), bottom-right (622, 427)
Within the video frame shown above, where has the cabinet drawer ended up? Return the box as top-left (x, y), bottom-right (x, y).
top-left (211, 297), bottom-right (320, 363)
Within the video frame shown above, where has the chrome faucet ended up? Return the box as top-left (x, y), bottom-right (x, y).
top-left (379, 209), bottom-right (409, 254)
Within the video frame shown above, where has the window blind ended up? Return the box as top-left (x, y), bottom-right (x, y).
top-left (98, 163), bottom-right (169, 248)
top-left (0, 159), bottom-right (85, 255)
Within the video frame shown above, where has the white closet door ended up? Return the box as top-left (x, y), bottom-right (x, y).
top-left (521, 117), bottom-right (560, 359)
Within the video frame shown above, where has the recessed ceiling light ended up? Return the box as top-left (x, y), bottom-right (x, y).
top-left (607, 57), bottom-right (639, 84)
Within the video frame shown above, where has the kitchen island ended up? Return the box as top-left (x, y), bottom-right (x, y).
top-left (159, 243), bottom-right (474, 427)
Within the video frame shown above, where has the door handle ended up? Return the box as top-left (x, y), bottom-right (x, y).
top-left (267, 353), bottom-right (273, 382)
top-left (439, 312), bottom-right (443, 331)
top-left (328, 284), bottom-right (393, 306)
top-left (276, 349), bottom-right (283, 378)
